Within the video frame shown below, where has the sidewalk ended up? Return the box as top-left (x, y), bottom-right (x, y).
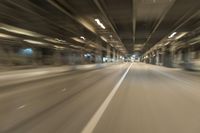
top-left (147, 63), bottom-right (200, 76)
top-left (0, 63), bottom-right (115, 87)
top-left (0, 65), bottom-right (38, 72)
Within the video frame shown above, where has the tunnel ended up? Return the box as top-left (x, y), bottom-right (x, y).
top-left (0, 0), bottom-right (200, 133)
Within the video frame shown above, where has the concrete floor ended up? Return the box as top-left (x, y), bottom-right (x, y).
top-left (0, 63), bottom-right (200, 133)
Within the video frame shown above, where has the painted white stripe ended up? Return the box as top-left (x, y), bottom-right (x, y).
top-left (81, 63), bottom-right (133, 133)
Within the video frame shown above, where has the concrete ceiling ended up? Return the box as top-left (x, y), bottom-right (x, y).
top-left (0, 0), bottom-right (199, 54)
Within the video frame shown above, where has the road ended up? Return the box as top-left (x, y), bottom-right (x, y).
top-left (0, 63), bottom-right (200, 133)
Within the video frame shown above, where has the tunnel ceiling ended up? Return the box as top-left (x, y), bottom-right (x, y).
top-left (0, 0), bottom-right (200, 54)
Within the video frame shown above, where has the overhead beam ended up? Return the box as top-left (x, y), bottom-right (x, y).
top-left (132, 0), bottom-right (136, 50)
top-left (48, 0), bottom-right (96, 34)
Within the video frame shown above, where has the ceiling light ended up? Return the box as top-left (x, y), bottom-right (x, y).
top-left (100, 36), bottom-right (107, 42)
top-left (55, 38), bottom-right (66, 43)
top-left (88, 44), bottom-right (96, 48)
top-left (78, 17), bottom-right (96, 33)
top-left (95, 18), bottom-right (106, 29)
top-left (45, 38), bottom-right (58, 43)
top-left (71, 37), bottom-right (85, 43)
top-left (168, 32), bottom-right (177, 38)
top-left (70, 45), bottom-right (82, 49)
top-left (80, 36), bottom-right (86, 40)
top-left (0, 23), bottom-right (43, 37)
top-left (175, 32), bottom-right (187, 40)
top-left (0, 33), bottom-right (16, 39)
top-left (54, 45), bottom-right (65, 49)
top-left (164, 42), bottom-right (170, 46)
top-left (24, 39), bottom-right (46, 45)
top-left (45, 38), bottom-right (66, 44)
top-left (95, 19), bottom-right (100, 23)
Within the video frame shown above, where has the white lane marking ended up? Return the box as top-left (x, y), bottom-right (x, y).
top-left (62, 88), bottom-right (67, 92)
top-left (81, 63), bottom-right (133, 133)
top-left (17, 104), bottom-right (26, 110)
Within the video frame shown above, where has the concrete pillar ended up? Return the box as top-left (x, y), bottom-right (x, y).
top-left (152, 51), bottom-right (156, 64)
top-left (182, 47), bottom-right (193, 69)
top-left (106, 45), bottom-right (111, 62)
top-left (0, 45), bottom-right (12, 66)
top-left (116, 50), bottom-right (119, 62)
top-left (53, 50), bottom-right (61, 65)
top-left (112, 48), bottom-right (116, 62)
top-left (163, 45), bottom-right (173, 67)
top-left (156, 50), bottom-right (159, 65)
top-left (9, 47), bottom-right (20, 65)
top-left (149, 54), bottom-right (152, 64)
top-left (160, 47), bottom-right (165, 66)
top-left (156, 49), bottom-right (162, 66)
top-left (80, 49), bottom-right (85, 64)
top-left (95, 49), bottom-right (103, 63)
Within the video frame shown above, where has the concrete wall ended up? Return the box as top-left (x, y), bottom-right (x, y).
top-left (0, 44), bottom-right (102, 67)
top-left (143, 42), bottom-right (200, 71)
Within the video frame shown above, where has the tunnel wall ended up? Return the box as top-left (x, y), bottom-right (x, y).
top-left (0, 42), bottom-right (121, 69)
top-left (175, 44), bottom-right (200, 71)
top-left (0, 44), bottom-right (101, 68)
top-left (144, 42), bottom-right (200, 71)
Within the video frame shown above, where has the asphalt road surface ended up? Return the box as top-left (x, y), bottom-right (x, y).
top-left (0, 63), bottom-right (200, 133)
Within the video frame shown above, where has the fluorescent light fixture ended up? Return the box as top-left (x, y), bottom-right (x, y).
top-left (134, 48), bottom-right (142, 51)
top-left (100, 36), bottom-right (107, 42)
top-left (45, 38), bottom-right (66, 44)
top-left (54, 45), bottom-right (65, 49)
top-left (80, 36), bottom-right (86, 40)
top-left (189, 41), bottom-right (198, 45)
top-left (168, 32), bottom-right (177, 38)
top-left (70, 45), bottom-right (82, 49)
top-left (134, 44), bottom-right (143, 48)
top-left (71, 37), bottom-right (85, 43)
top-left (0, 23), bottom-right (43, 37)
top-left (78, 17), bottom-right (96, 33)
top-left (45, 38), bottom-right (59, 43)
top-left (175, 32), bottom-right (187, 40)
top-left (110, 43), bottom-right (114, 47)
top-left (0, 33), bottom-right (16, 39)
top-left (164, 42), bottom-right (170, 46)
top-left (89, 44), bottom-right (96, 48)
top-left (55, 38), bottom-right (66, 43)
top-left (95, 18), bottom-right (106, 29)
top-left (24, 39), bottom-right (46, 45)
